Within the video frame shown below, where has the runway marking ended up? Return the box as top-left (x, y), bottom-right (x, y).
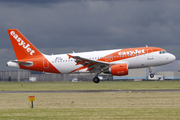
top-left (1, 89), bottom-right (180, 94)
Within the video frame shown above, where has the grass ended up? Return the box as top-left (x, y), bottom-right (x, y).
top-left (0, 81), bottom-right (180, 119)
top-left (1, 108), bottom-right (180, 120)
top-left (0, 81), bottom-right (180, 91)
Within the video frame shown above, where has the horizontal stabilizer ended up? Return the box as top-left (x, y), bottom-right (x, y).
top-left (6, 60), bottom-right (33, 68)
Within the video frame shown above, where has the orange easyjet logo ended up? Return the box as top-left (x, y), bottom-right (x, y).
top-left (118, 49), bottom-right (145, 55)
top-left (10, 31), bottom-right (35, 55)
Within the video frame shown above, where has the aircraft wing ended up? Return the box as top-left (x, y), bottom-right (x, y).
top-left (67, 54), bottom-right (109, 72)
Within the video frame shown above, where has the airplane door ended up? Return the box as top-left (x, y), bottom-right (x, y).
top-left (147, 49), bottom-right (153, 60)
top-left (43, 58), bottom-right (49, 69)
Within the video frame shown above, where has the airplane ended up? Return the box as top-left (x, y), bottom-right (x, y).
top-left (6, 29), bottom-right (176, 83)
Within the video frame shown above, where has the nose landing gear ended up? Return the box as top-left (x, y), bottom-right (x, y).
top-left (149, 67), bottom-right (154, 78)
top-left (150, 74), bottom-right (154, 78)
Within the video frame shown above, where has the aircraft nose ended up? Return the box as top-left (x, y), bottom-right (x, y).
top-left (169, 54), bottom-right (176, 62)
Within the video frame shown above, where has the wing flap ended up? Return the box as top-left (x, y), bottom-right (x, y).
top-left (67, 54), bottom-right (109, 73)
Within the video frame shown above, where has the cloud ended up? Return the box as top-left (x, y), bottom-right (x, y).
top-left (0, 0), bottom-right (77, 4)
top-left (0, 0), bottom-right (180, 70)
top-left (2, 1), bottom-right (180, 48)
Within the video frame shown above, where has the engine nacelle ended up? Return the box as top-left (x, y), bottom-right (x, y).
top-left (103, 64), bottom-right (128, 76)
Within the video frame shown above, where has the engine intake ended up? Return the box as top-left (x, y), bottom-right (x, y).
top-left (103, 64), bottom-right (128, 76)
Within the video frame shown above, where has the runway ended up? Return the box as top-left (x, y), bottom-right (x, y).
top-left (1, 89), bottom-right (180, 93)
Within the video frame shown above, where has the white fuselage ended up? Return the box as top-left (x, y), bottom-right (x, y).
top-left (44, 48), bottom-right (175, 74)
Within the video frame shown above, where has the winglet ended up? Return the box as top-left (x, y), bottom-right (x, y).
top-left (67, 54), bottom-right (73, 59)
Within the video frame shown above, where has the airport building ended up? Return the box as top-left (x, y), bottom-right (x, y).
top-left (0, 70), bottom-right (112, 82)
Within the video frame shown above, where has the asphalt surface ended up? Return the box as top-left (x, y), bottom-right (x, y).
top-left (0, 89), bottom-right (180, 93)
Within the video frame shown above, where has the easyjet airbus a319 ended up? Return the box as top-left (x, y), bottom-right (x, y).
top-left (6, 29), bottom-right (176, 83)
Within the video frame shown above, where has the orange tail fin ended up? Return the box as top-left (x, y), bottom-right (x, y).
top-left (7, 29), bottom-right (42, 60)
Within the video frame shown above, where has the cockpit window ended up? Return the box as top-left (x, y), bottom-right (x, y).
top-left (159, 51), bottom-right (166, 54)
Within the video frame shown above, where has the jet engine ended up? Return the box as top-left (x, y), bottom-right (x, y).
top-left (103, 63), bottom-right (128, 76)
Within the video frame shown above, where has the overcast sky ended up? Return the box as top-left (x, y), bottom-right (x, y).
top-left (0, 0), bottom-right (180, 70)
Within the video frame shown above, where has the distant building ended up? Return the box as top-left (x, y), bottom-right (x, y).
top-left (0, 70), bottom-right (113, 82)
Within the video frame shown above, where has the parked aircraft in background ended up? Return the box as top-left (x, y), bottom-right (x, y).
top-left (6, 29), bottom-right (176, 83)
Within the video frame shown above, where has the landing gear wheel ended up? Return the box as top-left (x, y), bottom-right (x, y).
top-left (93, 77), bottom-right (100, 83)
top-left (150, 74), bottom-right (154, 78)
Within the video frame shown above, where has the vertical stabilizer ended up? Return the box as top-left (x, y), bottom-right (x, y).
top-left (7, 29), bottom-right (42, 60)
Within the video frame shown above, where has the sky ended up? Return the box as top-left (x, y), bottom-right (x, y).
top-left (0, 0), bottom-right (180, 70)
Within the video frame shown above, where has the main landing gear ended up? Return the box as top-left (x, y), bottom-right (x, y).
top-left (93, 71), bottom-right (102, 83)
top-left (93, 77), bottom-right (100, 83)
top-left (149, 67), bottom-right (154, 78)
